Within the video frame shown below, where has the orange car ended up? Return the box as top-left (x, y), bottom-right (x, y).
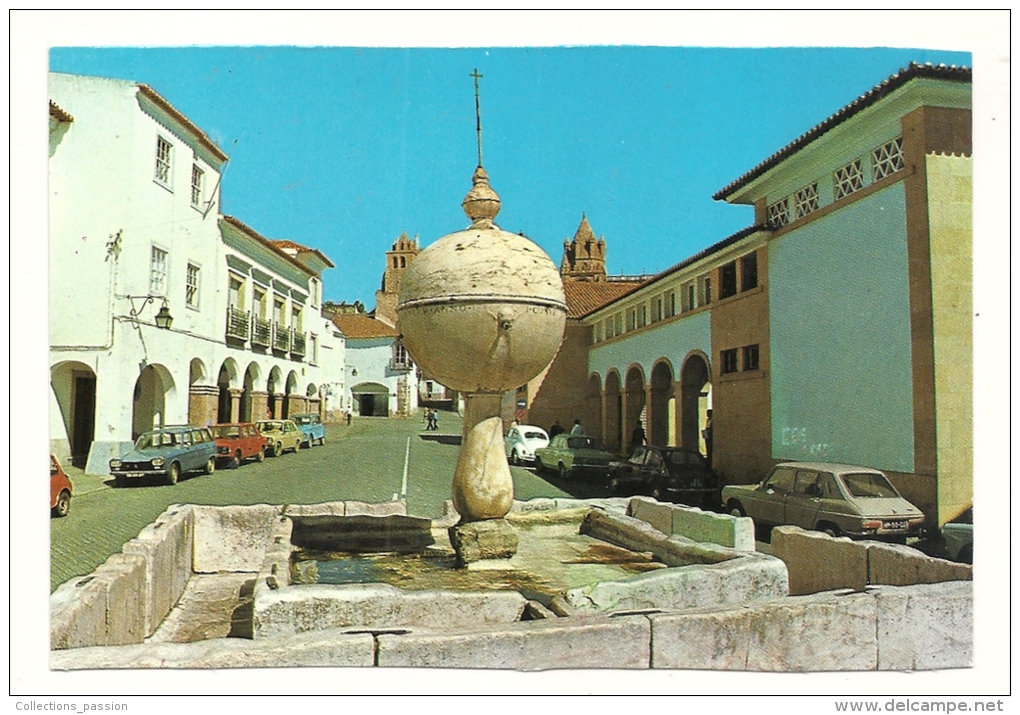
top-left (50, 454), bottom-right (73, 518)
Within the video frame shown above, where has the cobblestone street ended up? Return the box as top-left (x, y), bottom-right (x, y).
top-left (50, 414), bottom-right (574, 591)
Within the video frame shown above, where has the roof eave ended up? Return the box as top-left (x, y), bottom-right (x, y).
top-left (137, 84), bottom-right (229, 164)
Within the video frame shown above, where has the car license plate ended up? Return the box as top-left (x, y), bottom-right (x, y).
top-left (884, 520), bottom-right (907, 530)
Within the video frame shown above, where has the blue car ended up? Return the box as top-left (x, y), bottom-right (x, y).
top-left (291, 413), bottom-right (326, 447)
top-left (110, 425), bottom-right (217, 486)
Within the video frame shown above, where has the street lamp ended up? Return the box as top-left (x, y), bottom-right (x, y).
top-left (123, 295), bottom-right (174, 330)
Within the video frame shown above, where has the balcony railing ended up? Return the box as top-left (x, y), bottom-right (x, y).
top-left (291, 330), bottom-right (306, 357)
top-left (226, 307), bottom-right (250, 341)
top-left (272, 322), bottom-right (291, 352)
top-left (251, 316), bottom-right (271, 347)
top-left (388, 358), bottom-right (413, 372)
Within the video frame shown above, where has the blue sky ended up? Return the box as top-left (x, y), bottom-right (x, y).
top-left (49, 44), bottom-right (971, 306)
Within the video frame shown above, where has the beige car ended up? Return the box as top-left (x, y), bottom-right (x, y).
top-left (256, 419), bottom-right (304, 457)
top-left (722, 462), bottom-right (925, 543)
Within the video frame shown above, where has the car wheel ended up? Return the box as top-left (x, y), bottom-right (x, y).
top-left (728, 502), bottom-right (745, 518)
top-left (167, 462), bottom-right (181, 485)
top-left (652, 487), bottom-right (664, 502)
top-left (115, 474), bottom-right (126, 488)
top-left (957, 544), bottom-right (973, 565)
top-left (558, 462), bottom-right (568, 480)
top-left (534, 456), bottom-right (544, 473)
top-left (319, 434), bottom-right (325, 446)
top-left (818, 522), bottom-right (840, 538)
top-left (274, 441), bottom-right (282, 457)
top-left (52, 490), bottom-right (71, 518)
top-left (230, 451), bottom-right (241, 470)
top-left (256, 446), bottom-right (266, 462)
top-left (510, 450), bottom-right (520, 466)
top-left (204, 457), bottom-right (216, 475)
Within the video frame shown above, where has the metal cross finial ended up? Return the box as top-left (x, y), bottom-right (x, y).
top-left (471, 68), bottom-right (484, 167)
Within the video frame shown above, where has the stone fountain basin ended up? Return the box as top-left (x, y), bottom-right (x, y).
top-left (251, 499), bottom-right (787, 639)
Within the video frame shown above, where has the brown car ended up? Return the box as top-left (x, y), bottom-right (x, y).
top-left (210, 423), bottom-right (268, 468)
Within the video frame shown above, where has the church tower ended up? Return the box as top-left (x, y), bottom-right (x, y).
top-left (375, 232), bottom-right (420, 327)
top-left (560, 215), bottom-right (607, 282)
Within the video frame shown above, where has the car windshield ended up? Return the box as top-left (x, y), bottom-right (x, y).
top-left (210, 425), bottom-right (241, 438)
top-left (256, 422), bottom-right (279, 432)
top-left (567, 437), bottom-right (605, 451)
top-left (135, 432), bottom-right (177, 450)
top-left (840, 472), bottom-right (899, 498)
top-left (664, 451), bottom-right (702, 468)
top-left (523, 431), bottom-right (547, 440)
top-left (294, 416), bottom-right (311, 425)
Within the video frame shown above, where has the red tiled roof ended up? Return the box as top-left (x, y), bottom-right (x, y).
top-left (49, 100), bottom-right (73, 123)
top-left (221, 215), bottom-right (318, 277)
top-left (270, 239), bottom-right (336, 269)
top-left (564, 280), bottom-right (645, 319)
top-left (137, 84), bottom-right (228, 163)
top-left (332, 313), bottom-right (400, 339)
top-left (713, 62), bottom-right (972, 202)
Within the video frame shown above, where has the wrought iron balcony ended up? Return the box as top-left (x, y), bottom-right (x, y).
top-left (272, 322), bottom-right (291, 352)
top-left (251, 316), bottom-right (272, 347)
top-left (226, 306), bottom-right (250, 341)
top-left (388, 358), bottom-right (414, 372)
top-left (291, 330), bottom-right (306, 357)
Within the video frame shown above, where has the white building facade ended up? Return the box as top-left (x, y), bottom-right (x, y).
top-left (49, 72), bottom-right (341, 473)
top-left (330, 314), bottom-right (418, 418)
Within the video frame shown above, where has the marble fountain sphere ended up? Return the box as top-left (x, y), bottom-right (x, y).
top-left (397, 166), bottom-right (567, 528)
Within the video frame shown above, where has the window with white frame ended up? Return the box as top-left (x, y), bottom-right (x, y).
top-left (664, 290), bottom-right (676, 318)
top-left (766, 198), bottom-right (790, 227)
top-left (833, 159), bottom-right (864, 200)
top-left (794, 183), bottom-right (819, 219)
top-left (154, 136), bottom-right (173, 187)
top-left (614, 313), bottom-right (623, 336)
top-left (190, 164), bottom-right (204, 207)
top-left (652, 296), bottom-right (662, 323)
top-left (149, 246), bottom-right (168, 295)
top-left (872, 137), bottom-right (904, 181)
top-left (626, 308), bottom-right (636, 332)
top-left (701, 275), bottom-right (713, 305)
top-left (186, 263), bottom-right (200, 308)
top-left (310, 334), bottom-right (319, 365)
top-left (637, 304), bottom-right (647, 328)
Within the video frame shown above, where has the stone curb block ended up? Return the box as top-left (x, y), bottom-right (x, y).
top-left (376, 615), bottom-right (651, 669)
top-left (91, 553), bottom-right (148, 646)
top-left (344, 499), bottom-right (407, 517)
top-left (628, 497), bottom-right (754, 550)
top-left (50, 575), bottom-right (108, 650)
top-left (50, 630), bottom-right (377, 669)
top-left (873, 581), bottom-right (973, 670)
top-left (254, 583), bottom-right (527, 639)
top-left (193, 504), bottom-right (281, 573)
top-left (283, 501), bottom-right (346, 517)
top-left (771, 526), bottom-right (868, 596)
top-left (867, 542), bottom-right (973, 586)
top-left (651, 591), bottom-right (878, 671)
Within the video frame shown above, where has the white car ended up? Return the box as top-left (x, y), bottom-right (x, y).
top-left (504, 425), bottom-right (550, 466)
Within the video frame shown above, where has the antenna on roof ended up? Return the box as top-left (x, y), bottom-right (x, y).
top-left (470, 68), bottom-right (484, 168)
top-left (202, 138), bottom-right (239, 219)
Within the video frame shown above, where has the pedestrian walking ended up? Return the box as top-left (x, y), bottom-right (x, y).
top-left (549, 420), bottom-right (564, 438)
top-left (702, 410), bottom-right (713, 467)
top-left (631, 423), bottom-right (646, 450)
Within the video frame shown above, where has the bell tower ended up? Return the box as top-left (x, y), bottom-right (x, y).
top-left (376, 232), bottom-right (420, 327)
top-left (560, 214), bottom-right (607, 282)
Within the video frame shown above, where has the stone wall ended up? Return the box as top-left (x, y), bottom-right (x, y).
top-left (770, 526), bottom-right (972, 596)
top-left (628, 496), bottom-right (755, 550)
top-left (53, 582), bottom-right (973, 671)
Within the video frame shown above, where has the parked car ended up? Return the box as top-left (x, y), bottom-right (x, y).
top-left (504, 425), bottom-right (550, 466)
top-left (609, 446), bottom-right (719, 510)
top-left (291, 413), bottom-right (326, 447)
top-left (535, 434), bottom-right (615, 480)
top-left (256, 419), bottom-right (304, 457)
top-left (210, 422), bottom-right (268, 468)
top-left (722, 462), bottom-right (925, 542)
top-left (941, 506), bottom-right (972, 564)
top-left (50, 454), bottom-right (73, 518)
top-left (109, 425), bottom-right (217, 486)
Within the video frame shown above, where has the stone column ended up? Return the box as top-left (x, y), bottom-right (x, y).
top-left (229, 388), bottom-right (243, 423)
top-left (188, 385), bottom-right (219, 427)
top-left (600, 388), bottom-right (609, 448)
top-left (250, 390), bottom-right (269, 421)
top-left (644, 384), bottom-right (654, 446)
